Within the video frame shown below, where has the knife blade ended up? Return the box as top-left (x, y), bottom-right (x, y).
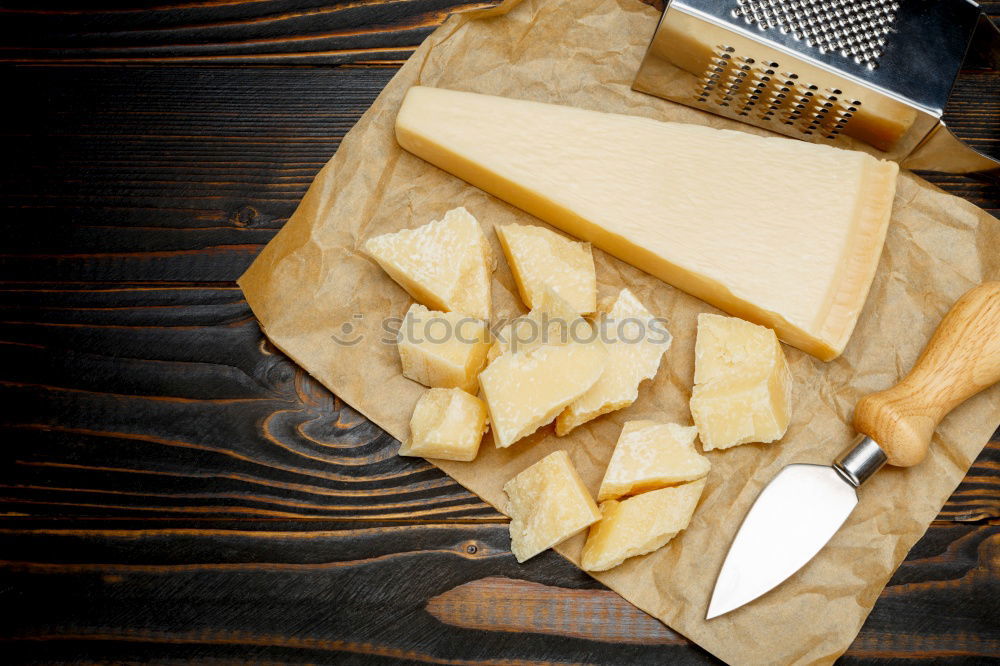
top-left (707, 281), bottom-right (1000, 620)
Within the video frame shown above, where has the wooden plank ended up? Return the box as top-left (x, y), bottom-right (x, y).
top-left (0, 521), bottom-right (994, 662)
top-left (2, 67), bottom-right (390, 282)
top-left (848, 524), bottom-right (1000, 660)
top-left (2, 0), bottom-right (998, 67)
top-left (0, 0), bottom-right (497, 66)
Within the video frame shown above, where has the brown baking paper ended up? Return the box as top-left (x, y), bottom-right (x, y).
top-left (238, 0), bottom-right (1000, 662)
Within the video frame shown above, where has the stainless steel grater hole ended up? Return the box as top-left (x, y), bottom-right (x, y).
top-left (733, 0), bottom-right (901, 68)
top-left (694, 44), bottom-right (859, 139)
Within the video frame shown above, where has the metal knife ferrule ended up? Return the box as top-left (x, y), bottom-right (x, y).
top-left (833, 435), bottom-right (888, 488)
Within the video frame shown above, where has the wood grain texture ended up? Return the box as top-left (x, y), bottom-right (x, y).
top-left (0, 0), bottom-right (497, 66)
top-left (0, 523), bottom-right (995, 662)
top-left (1, 1), bottom-right (999, 663)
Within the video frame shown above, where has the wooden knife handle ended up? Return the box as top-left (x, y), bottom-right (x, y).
top-left (853, 282), bottom-right (1000, 467)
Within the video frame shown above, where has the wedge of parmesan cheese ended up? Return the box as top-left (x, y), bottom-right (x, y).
top-left (581, 478), bottom-right (706, 572)
top-left (399, 388), bottom-right (488, 462)
top-left (504, 450), bottom-right (601, 563)
top-left (364, 206), bottom-right (495, 321)
top-left (395, 86), bottom-right (899, 360)
top-left (690, 314), bottom-right (793, 451)
top-left (496, 223), bottom-right (596, 315)
top-left (397, 303), bottom-right (491, 393)
top-left (597, 420), bottom-right (709, 501)
top-left (555, 289), bottom-right (671, 435)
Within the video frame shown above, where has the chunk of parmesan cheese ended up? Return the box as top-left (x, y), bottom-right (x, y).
top-left (556, 289), bottom-right (671, 435)
top-left (597, 420), bottom-right (709, 501)
top-left (488, 287), bottom-right (584, 363)
top-left (479, 332), bottom-right (606, 448)
top-left (504, 450), bottom-right (601, 562)
top-left (581, 478), bottom-right (706, 572)
top-left (397, 303), bottom-right (491, 393)
top-left (689, 314), bottom-right (793, 451)
top-left (364, 206), bottom-right (495, 321)
top-left (496, 223), bottom-right (596, 315)
top-left (399, 388), bottom-right (489, 462)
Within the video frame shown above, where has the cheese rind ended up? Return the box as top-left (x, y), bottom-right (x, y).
top-left (479, 330), bottom-right (607, 448)
top-left (395, 86), bottom-right (899, 360)
top-left (364, 206), bottom-right (495, 321)
top-left (581, 478), bottom-right (706, 572)
top-left (496, 223), bottom-right (596, 315)
top-left (556, 289), bottom-right (672, 435)
top-left (397, 303), bottom-right (491, 393)
top-left (504, 450), bottom-right (602, 563)
top-left (597, 420), bottom-right (709, 501)
top-left (400, 388), bottom-right (489, 462)
top-left (689, 314), bottom-right (793, 451)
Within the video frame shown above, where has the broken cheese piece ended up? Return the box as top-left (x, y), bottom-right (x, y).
top-left (504, 450), bottom-right (601, 562)
top-left (690, 378), bottom-right (791, 451)
top-left (488, 287), bottom-right (584, 363)
top-left (399, 388), bottom-right (488, 462)
top-left (694, 311), bottom-right (786, 385)
top-left (395, 86), bottom-right (899, 360)
top-left (479, 332), bottom-right (607, 448)
top-left (597, 420), bottom-right (709, 501)
top-left (556, 289), bottom-right (671, 435)
top-left (364, 206), bottom-right (495, 321)
top-left (581, 478), bottom-right (707, 572)
top-left (397, 303), bottom-right (491, 393)
top-left (690, 314), bottom-right (793, 451)
top-left (496, 223), bottom-right (596, 315)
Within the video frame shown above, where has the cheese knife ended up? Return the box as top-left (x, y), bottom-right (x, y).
top-left (706, 281), bottom-right (1000, 620)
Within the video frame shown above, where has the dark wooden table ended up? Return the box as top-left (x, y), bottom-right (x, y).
top-left (2, 1), bottom-right (998, 663)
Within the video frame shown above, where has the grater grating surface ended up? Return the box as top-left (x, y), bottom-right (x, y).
top-left (695, 44), bottom-right (861, 139)
top-left (634, 0), bottom-right (1000, 179)
top-left (732, 0), bottom-right (902, 68)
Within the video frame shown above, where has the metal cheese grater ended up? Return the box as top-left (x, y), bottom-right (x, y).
top-left (633, 0), bottom-right (1000, 180)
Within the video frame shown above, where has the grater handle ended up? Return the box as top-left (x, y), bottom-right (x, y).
top-left (901, 121), bottom-right (1000, 183)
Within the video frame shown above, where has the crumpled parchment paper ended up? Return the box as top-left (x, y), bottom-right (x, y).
top-left (238, 0), bottom-right (1000, 662)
